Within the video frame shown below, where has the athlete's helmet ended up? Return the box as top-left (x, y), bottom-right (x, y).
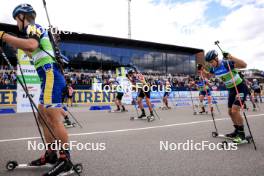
top-left (253, 79), bottom-right (257, 82)
top-left (205, 50), bottom-right (218, 62)
top-left (13, 4), bottom-right (36, 19)
top-left (109, 78), bottom-right (115, 82)
top-left (127, 69), bottom-right (135, 75)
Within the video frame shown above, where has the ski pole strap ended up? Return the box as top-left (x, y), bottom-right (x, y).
top-left (39, 44), bottom-right (64, 74)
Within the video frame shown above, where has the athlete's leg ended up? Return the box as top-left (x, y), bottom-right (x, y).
top-left (231, 104), bottom-right (243, 126)
top-left (137, 93), bottom-right (146, 118)
top-left (199, 93), bottom-right (205, 113)
top-left (114, 98), bottom-right (120, 111)
top-left (37, 104), bottom-right (53, 144)
top-left (46, 107), bottom-right (69, 146)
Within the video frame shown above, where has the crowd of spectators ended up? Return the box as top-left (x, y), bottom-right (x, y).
top-left (0, 67), bottom-right (237, 91)
top-left (64, 70), bottom-right (228, 91)
top-left (0, 65), bottom-right (17, 89)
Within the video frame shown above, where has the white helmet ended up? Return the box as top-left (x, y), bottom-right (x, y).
top-left (253, 79), bottom-right (257, 82)
top-left (109, 78), bottom-right (115, 82)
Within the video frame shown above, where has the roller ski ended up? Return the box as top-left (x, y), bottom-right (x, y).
top-left (159, 106), bottom-right (171, 110)
top-left (6, 151), bottom-right (58, 171)
top-left (64, 118), bottom-right (76, 128)
top-left (212, 130), bottom-right (237, 141)
top-left (6, 160), bottom-right (82, 174)
top-left (212, 126), bottom-right (252, 148)
top-left (147, 113), bottom-right (155, 122)
top-left (6, 161), bottom-right (83, 175)
top-left (43, 157), bottom-right (83, 176)
top-left (212, 125), bottom-right (244, 140)
top-left (6, 150), bottom-right (83, 174)
top-left (221, 135), bottom-right (252, 149)
top-left (130, 113), bottom-right (147, 120)
top-left (6, 160), bottom-right (54, 171)
top-left (109, 109), bottom-right (128, 113)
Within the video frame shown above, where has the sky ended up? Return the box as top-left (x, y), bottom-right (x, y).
top-left (1, 0), bottom-right (264, 70)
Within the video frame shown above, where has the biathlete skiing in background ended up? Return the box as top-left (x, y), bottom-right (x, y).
top-left (251, 79), bottom-right (262, 103)
top-left (126, 69), bottom-right (155, 122)
top-left (110, 77), bottom-right (127, 112)
top-left (200, 50), bottom-right (248, 143)
top-left (0, 4), bottom-right (73, 175)
top-left (162, 78), bottom-right (172, 110)
top-left (66, 83), bottom-right (74, 107)
top-left (239, 72), bottom-right (257, 111)
top-left (191, 66), bottom-right (212, 114)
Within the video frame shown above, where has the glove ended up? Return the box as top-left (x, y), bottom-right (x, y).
top-left (0, 31), bottom-right (5, 40)
top-left (222, 51), bottom-right (230, 59)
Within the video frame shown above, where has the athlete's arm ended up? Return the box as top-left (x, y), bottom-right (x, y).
top-left (198, 69), bottom-right (213, 80)
top-left (2, 33), bottom-right (38, 52)
top-left (225, 54), bottom-right (247, 69)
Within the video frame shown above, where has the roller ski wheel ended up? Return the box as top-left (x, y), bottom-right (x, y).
top-left (245, 136), bottom-right (252, 143)
top-left (74, 163), bottom-right (83, 174)
top-left (64, 122), bottom-right (76, 128)
top-left (221, 141), bottom-right (228, 149)
top-left (130, 116), bottom-right (135, 120)
top-left (6, 161), bottom-right (18, 171)
top-left (147, 115), bottom-right (155, 122)
top-left (212, 132), bottom-right (218, 138)
top-left (193, 112), bottom-right (197, 115)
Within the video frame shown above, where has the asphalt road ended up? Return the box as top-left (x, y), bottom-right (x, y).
top-left (0, 103), bottom-right (264, 176)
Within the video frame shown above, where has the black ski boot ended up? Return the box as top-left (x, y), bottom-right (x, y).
top-left (138, 113), bottom-right (146, 119)
top-left (199, 107), bottom-right (206, 114)
top-left (233, 126), bottom-right (246, 143)
top-left (64, 116), bottom-right (73, 127)
top-left (225, 125), bottom-right (239, 138)
top-left (30, 150), bottom-right (58, 166)
top-left (43, 151), bottom-right (72, 176)
top-left (147, 112), bottom-right (155, 122)
top-left (43, 158), bottom-right (72, 176)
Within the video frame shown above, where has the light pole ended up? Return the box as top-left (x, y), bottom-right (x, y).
top-left (128, 0), bottom-right (132, 39)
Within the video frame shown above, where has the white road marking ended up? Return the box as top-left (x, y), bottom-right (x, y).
top-left (0, 113), bottom-right (263, 143)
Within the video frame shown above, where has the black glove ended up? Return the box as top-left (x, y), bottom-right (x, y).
top-left (223, 51), bottom-right (229, 59)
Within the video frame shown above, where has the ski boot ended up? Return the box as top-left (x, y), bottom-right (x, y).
top-left (30, 151), bottom-right (58, 166)
top-left (232, 131), bottom-right (246, 144)
top-left (43, 157), bottom-right (72, 176)
top-left (225, 125), bottom-right (238, 138)
top-left (199, 107), bottom-right (207, 114)
top-left (138, 113), bottom-right (146, 119)
top-left (147, 113), bottom-right (155, 122)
